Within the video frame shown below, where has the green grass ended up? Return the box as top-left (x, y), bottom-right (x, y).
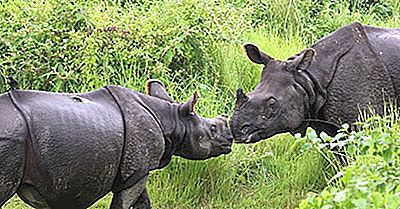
top-left (1, 0), bottom-right (400, 208)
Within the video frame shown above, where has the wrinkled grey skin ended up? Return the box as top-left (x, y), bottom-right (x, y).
top-left (231, 22), bottom-right (400, 143)
top-left (0, 80), bottom-right (232, 209)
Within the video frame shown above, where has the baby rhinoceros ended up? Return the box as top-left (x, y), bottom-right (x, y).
top-left (0, 80), bottom-right (232, 209)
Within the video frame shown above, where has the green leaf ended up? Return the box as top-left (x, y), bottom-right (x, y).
top-left (351, 198), bottom-right (368, 209)
top-left (333, 190), bottom-right (347, 203)
top-left (307, 129), bottom-right (318, 141)
top-left (382, 147), bottom-right (393, 162)
top-left (341, 123), bottom-right (350, 130)
top-left (321, 205), bottom-right (333, 209)
top-left (371, 192), bottom-right (383, 208)
top-left (163, 49), bottom-right (174, 65)
top-left (321, 190), bottom-right (332, 199)
top-left (347, 145), bottom-right (356, 156)
top-left (320, 132), bottom-right (332, 142)
top-left (388, 194), bottom-right (400, 208)
top-left (311, 135), bottom-right (321, 144)
top-left (298, 200), bottom-right (308, 208)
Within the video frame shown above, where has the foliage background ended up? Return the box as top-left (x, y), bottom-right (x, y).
top-left (1, 0), bottom-right (400, 208)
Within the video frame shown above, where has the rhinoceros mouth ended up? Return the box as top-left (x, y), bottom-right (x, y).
top-left (234, 129), bottom-right (274, 144)
top-left (221, 145), bottom-right (232, 154)
top-left (209, 144), bottom-right (232, 158)
top-left (221, 140), bottom-right (233, 150)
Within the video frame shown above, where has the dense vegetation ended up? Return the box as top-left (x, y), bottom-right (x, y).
top-left (1, 0), bottom-right (400, 208)
top-left (297, 110), bottom-right (400, 209)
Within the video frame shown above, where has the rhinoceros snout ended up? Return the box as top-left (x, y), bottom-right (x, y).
top-left (229, 118), bottom-right (250, 143)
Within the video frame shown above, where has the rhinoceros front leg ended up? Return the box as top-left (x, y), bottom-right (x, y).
top-left (132, 188), bottom-right (150, 209)
top-left (110, 176), bottom-right (150, 209)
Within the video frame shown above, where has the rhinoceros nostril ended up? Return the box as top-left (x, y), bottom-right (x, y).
top-left (228, 137), bottom-right (233, 143)
top-left (241, 125), bottom-right (250, 135)
top-left (217, 115), bottom-right (228, 122)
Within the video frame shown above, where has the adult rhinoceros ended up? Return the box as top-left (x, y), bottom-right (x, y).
top-left (231, 22), bottom-right (400, 143)
top-left (0, 80), bottom-right (232, 209)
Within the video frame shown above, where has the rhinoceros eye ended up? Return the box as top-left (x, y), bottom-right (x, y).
top-left (268, 98), bottom-right (276, 106)
top-left (210, 124), bottom-right (217, 133)
top-left (266, 97), bottom-right (277, 108)
top-left (241, 125), bottom-right (250, 134)
top-left (266, 98), bottom-right (278, 115)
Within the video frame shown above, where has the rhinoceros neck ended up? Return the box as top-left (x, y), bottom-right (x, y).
top-left (294, 70), bottom-right (327, 117)
top-left (135, 93), bottom-right (185, 168)
top-left (298, 23), bottom-right (365, 121)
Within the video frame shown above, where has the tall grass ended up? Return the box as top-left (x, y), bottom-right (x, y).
top-left (2, 0), bottom-right (400, 208)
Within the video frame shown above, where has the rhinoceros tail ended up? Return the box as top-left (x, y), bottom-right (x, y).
top-left (6, 76), bottom-right (18, 91)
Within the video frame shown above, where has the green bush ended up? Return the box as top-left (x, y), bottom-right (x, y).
top-left (296, 113), bottom-right (400, 209)
top-left (1, 0), bottom-right (399, 93)
top-left (0, 0), bottom-right (251, 94)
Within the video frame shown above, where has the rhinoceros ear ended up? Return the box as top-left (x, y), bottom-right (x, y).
top-left (145, 79), bottom-right (173, 102)
top-left (235, 88), bottom-right (249, 108)
top-left (291, 48), bottom-right (316, 71)
top-left (243, 43), bottom-right (273, 65)
top-left (180, 91), bottom-right (199, 117)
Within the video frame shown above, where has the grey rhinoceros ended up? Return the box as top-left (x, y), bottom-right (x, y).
top-left (0, 80), bottom-right (232, 209)
top-left (231, 22), bottom-right (400, 143)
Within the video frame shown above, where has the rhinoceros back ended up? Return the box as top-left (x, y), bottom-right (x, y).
top-left (364, 25), bottom-right (400, 105)
top-left (10, 88), bottom-right (124, 209)
top-left (308, 22), bottom-right (396, 126)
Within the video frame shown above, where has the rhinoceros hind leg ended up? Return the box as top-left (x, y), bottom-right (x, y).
top-left (0, 137), bottom-right (26, 207)
top-left (110, 176), bottom-right (149, 209)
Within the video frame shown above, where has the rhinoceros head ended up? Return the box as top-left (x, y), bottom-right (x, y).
top-left (230, 44), bottom-right (316, 143)
top-left (146, 80), bottom-right (233, 160)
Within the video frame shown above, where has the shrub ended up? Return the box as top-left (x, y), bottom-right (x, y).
top-left (0, 0), bottom-right (251, 94)
top-left (296, 113), bottom-right (400, 209)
